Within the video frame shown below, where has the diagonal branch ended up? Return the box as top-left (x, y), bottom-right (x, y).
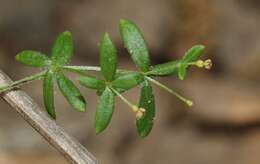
top-left (0, 69), bottom-right (98, 164)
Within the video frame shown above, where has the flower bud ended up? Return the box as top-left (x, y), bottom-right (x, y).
top-left (139, 108), bottom-right (146, 113)
top-left (132, 105), bottom-right (139, 112)
top-left (135, 108), bottom-right (146, 119)
top-left (196, 60), bottom-right (204, 68)
top-left (204, 59), bottom-right (212, 69)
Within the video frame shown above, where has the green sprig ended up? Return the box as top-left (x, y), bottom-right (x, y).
top-left (0, 19), bottom-right (212, 137)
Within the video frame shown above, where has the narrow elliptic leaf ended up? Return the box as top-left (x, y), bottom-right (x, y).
top-left (114, 70), bottom-right (137, 79)
top-left (147, 60), bottom-right (181, 76)
top-left (43, 71), bottom-right (56, 119)
top-left (111, 72), bottom-right (144, 92)
top-left (178, 63), bottom-right (187, 80)
top-left (100, 33), bottom-right (118, 81)
top-left (182, 45), bottom-right (205, 63)
top-left (136, 80), bottom-right (155, 137)
top-left (16, 50), bottom-right (50, 67)
top-left (79, 75), bottom-right (106, 90)
top-left (119, 19), bottom-right (151, 71)
top-left (57, 73), bottom-right (86, 112)
top-left (51, 31), bottom-right (74, 66)
top-left (95, 87), bottom-right (115, 134)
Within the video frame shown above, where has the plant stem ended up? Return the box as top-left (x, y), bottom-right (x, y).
top-left (0, 71), bottom-right (47, 93)
top-left (145, 76), bottom-right (193, 107)
top-left (62, 66), bottom-right (101, 72)
top-left (109, 87), bottom-right (137, 110)
top-left (62, 65), bottom-right (135, 74)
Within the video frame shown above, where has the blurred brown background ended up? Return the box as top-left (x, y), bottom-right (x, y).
top-left (1, 0), bottom-right (260, 163)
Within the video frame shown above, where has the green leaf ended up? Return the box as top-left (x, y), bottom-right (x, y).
top-left (16, 50), bottom-right (50, 67)
top-left (43, 71), bottom-right (56, 119)
top-left (147, 60), bottom-right (181, 76)
top-left (114, 70), bottom-right (137, 79)
top-left (182, 45), bottom-right (205, 63)
top-left (178, 63), bottom-right (187, 80)
top-left (119, 19), bottom-right (151, 71)
top-left (112, 72), bottom-right (144, 92)
top-left (95, 87), bottom-right (115, 134)
top-left (136, 80), bottom-right (155, 137)
top-left (51, 31), bottom-right (74, 66)
top-left (79, 75), bottom-right (105, 90)
top-left (57, 73), bottom-right (86, 112)
top-left (100, 33), bottom-right (118, 81)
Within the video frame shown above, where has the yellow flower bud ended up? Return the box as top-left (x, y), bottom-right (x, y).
top-left (132, 105), bottom-right (139, 112)
top-left (196, 60), bottom-right (204, 68)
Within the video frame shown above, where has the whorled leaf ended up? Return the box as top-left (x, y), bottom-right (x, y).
top-left (100, 33), bottom-right (118, 81)
top-left (51, 31), bottom-right (74, 66)
top-left (111, 72), bottom-right (144, 92)
top-left (147, 60), bottom-right (181, 76)
top-left (119, 19), bottom-right (151, 72)
top-left (79, 75), bottom-right (105, 90)
top-left (182, 45), bottom-right (205, 63)
top-left (95, 87), bottom-right (115, 134)
top-left (114, 70), bottom-right (137, 79)
top-left (178, 62), bottom-right (187, 80)
top-left (136, 80), bottom-right (155, 137)
top-left (57, 73), bottom-right (86, 112)
top-left (16, 50), bottom-right (51, 67)
top-left (43, 71), bottom-right (56, 119)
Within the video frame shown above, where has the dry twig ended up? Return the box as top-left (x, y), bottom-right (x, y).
top-left (0, 69), bottom-right (98, 164)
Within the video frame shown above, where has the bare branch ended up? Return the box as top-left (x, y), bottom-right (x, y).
top-left (0, 69), bottom-right (98, 164)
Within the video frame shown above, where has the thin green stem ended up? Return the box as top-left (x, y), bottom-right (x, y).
top-left (187, 62), bottom-right (197, 66)
top-left (61, 67), bottom-right (88, 76)
top-left (109, 87), bottom-right (136, 110)
top-left (62, 66), bottom-right (101, 72)
top-left (145, 76), bottom-right (193, 107)
top-left (62, 65), bottom-right (136, 74)
top-left (0, 71), bottom-right (47, 93)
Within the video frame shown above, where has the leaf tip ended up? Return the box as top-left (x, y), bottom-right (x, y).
top-left (103, 32), bottom-right (109, 38)
top-left (119, 18), bottom-right (127, 25)
top-left (51, 114), bottom-right (57, 120)
top-left (178, 73), bottom-right (185, 80)
top-left (137, 125), bottom-right (150, 138)
top-left (76, 96), bottom-right (87, 112)
top-left (62, 31), bottom-right (72, 36)
top-left (119, 19), bottom-right (132, 30)
top-left (15, 54), bottom-right (21, 61)
top-left (47, 110), bottom-right (56, 120)
top-left (139, 133), bottom-right (148, 138)
top-left (95, 127), bottom-right (103, 134)
top-left (101, 32), bottom-right (111, 43)
top-left (15, 51), bottom-right (27, 61)
top-left (77, 107), bottom-right (86, 112)
top-left (194, 44), bottom-right (206, 52)
top-left (199, 44), bottom-right (206, 49)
